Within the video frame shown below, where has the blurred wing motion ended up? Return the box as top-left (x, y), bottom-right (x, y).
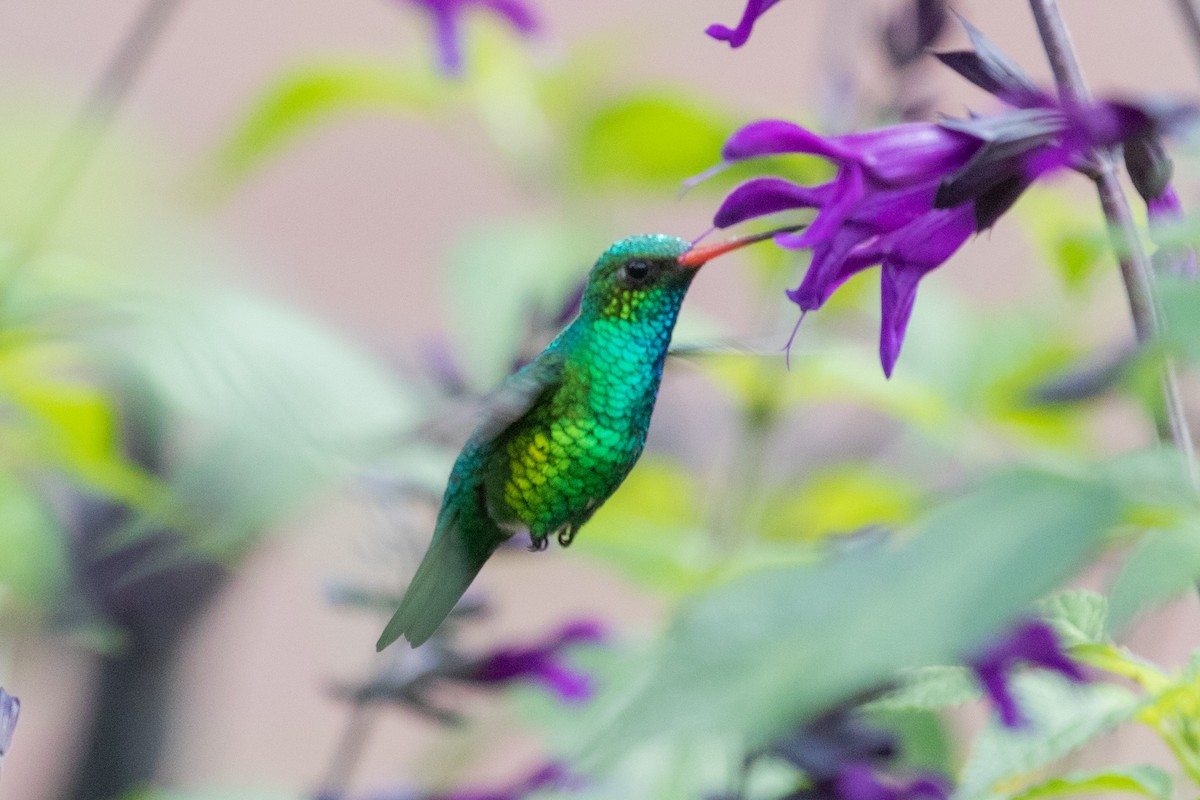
top-left (376, 353), bottom-right (565, 650)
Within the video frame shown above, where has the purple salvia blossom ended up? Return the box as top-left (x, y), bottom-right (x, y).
top-left (1124, 133), bottom-right (1198, 277)
top-left (833, 764), bottom-right (948, 800)
top-left (968, 618), bottom-right (1087, 728)
top-left (435, 762), bottom-right (580, 800)
top-left (355, 763), bottom-right (580, 800)
top-left (706, 0), bottom-right (786, 48)
top-left (0, 688), bottom-right (17, 763)
top-left (705, 14), bottom-right (1196, 375)
top-left (769, 707), bottom-right (950, 800)
top-left (391, 0), bottom-right (538, 76)
top-left (463, 619), bottom-right (606, 702)
top-left (1146, 188), bottom-right (1197, 277)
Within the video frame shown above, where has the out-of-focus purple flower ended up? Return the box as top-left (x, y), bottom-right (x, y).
top-left (1124, 134), bottom-right (1198, 277)
top-left (1146, 188), bottom-right (1198, 277)
top-left (831, 764), bottom-right (948, 800)
top-left (706, 0), bottom-right (786, 48)
top-left (0, 688), bottom-right (17, 761)
top-left (704, 16), bottom-right (1197, 375)
top-left (354, 762), bottom-right (581, 800)
top-left (391, 0), bottom-right (539, 75)
top-left (767, 707), bottom-right (949, 800)
top-left (968, 619), bottom-right (1087, 728)
top-left (435, 762), bottom-right (581, 800)
top-left (461, 620), bottom-right (607, 702)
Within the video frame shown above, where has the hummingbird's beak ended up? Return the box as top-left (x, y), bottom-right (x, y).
top-left (677, 224), bottom-right (806, 268)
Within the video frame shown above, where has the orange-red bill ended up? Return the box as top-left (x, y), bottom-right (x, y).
top-left (677, 224), bottom-right (806, 268)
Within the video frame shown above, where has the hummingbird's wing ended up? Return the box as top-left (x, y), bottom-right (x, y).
top-left (470, 350), bottom-right (568, 445)
top-left (376, 352), bottom-right (567, 651)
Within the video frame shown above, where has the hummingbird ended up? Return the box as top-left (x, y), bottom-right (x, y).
top-left (377, 227), bottom-right (798, 650)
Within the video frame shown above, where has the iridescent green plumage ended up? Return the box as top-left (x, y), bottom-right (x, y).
top-left (378, 233), bottom-right (757, 650)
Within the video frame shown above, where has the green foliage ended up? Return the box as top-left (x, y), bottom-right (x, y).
top-left (957, 673), bottom-right (1142, 800)
top-left (866, 707), bottom-right (956, 775)
top-left (1005, 765), bottom-right (1172, 800)
top-left (574, 92), bottom-right (733, 189)
top-left (0, 475), bottom-right (67, 613)
top-left (867, 666), bottom-right (982, 713)
top-left (1033, 590), bottom-right (1109, 648)
top-left (1109, 523), bottom-right (1200, 632)
top-left (1013, 186), bottom-right (1107, 291)
top-left (563, 470), bottom-right (1121, 764)
top-left (103, 282), bottom-right (425, 557)
top-left (761, 465), bottom-right (924, 542)
top-left (208, 58), bottom-right (444, 189)
top-left (120, 791), bottom-right (300, 800)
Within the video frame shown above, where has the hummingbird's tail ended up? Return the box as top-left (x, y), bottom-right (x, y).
top-left (376, 496), bottom-right (508, 650)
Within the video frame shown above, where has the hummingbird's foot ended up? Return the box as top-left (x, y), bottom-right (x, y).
top-left (528, 533), bottom-right (549, 552)
top-left (557, 525), bottom-right (578, 548)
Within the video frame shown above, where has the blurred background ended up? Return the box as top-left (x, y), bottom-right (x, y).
top-left (2, 1), bottom-right (1200, 798)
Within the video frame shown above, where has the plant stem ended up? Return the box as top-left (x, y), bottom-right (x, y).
top-left (1029, 0), bottom-right (1200, 488)
top-left (0, 0), bottom-right (185, 315)
top-left (317, 700), bottom-right (380, 799)
top-left (1172, 0), bottom-right (1200, 78)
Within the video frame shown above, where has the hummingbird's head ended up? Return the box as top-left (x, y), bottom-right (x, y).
top-left (581, 228), bottom-right (803, 326)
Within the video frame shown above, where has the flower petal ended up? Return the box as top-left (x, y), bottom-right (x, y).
top-left (878, 207), bottom-right (975, 376)
top-left (840, 124), bottom-right (979, 184)
top-left (713, 177), bottom-right (832, 228)
top-left (722, 119), bottom-right (854, 162)
top-left (934, 15), bottom-right (1045, 107)
top-left (0, 688), bottom-right (17, 759)
top-left (969, 619), bottom-right (1087, 728)
top-left (706, 0), bottom-right (786, 48)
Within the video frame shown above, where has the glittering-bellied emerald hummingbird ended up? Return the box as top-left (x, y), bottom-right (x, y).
top-left (377, 227), bottom-right (799, 650)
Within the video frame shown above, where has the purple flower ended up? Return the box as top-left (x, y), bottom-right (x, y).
top-left (463, 620), bottom-right (607, 702)
top-left (353, 762), bottom-right (581, 800)
top-left (705, 17), bottom-right (1196, 376)
top-left (968, 619), bottom-right (1087, 728)
top-left (1146, 188), bottom-right (1198, 277)
top-left (391, 0), bottom-right (539, 75)
top-left (435, 762), bottom-right (580, 800)
top-left (832, 764), bottom-right (948, 800)
top-left (707, 0), bottom-right (786, 48)
top-left (0, 689), bottom-right (17, 761)
top-left (768, 707), bottom-right (949, 800)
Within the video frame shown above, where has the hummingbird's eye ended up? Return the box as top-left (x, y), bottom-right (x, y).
top-left (622, 259), bottom-right (651, 284)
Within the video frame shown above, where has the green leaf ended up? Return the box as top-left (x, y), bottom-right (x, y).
top-left (0, 474), bottom-right (67, 612)
top-left (107, 283), bottom-right (425, 556)
top-left (1108, 523), bottom-right (1200, 632)
top-left (868, 666), bottom-right (981, 712)
top-left (762, 465), bottom-right (924, 542)
top-left (1013, 186), bottom-right (1107, 291)
top-left (1158, 276), bottom-right (1200, 364)
top-left (866, 707), bottom-right (955, 774)
top-left (1005, 765), bottom-right (1172, 800)
top-left (957, 673), bottom-right (1141, 800)
top-left (1033, 590), bottom-right (1108, 648)
top-left (120, 791), bottom-right (300, 800)
top-left (208, 59), bottom-right (443, 190)
top-left (575, 92), bottom-right (733, 189)
top-left (573, 469), bottom-right (1122, 762)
